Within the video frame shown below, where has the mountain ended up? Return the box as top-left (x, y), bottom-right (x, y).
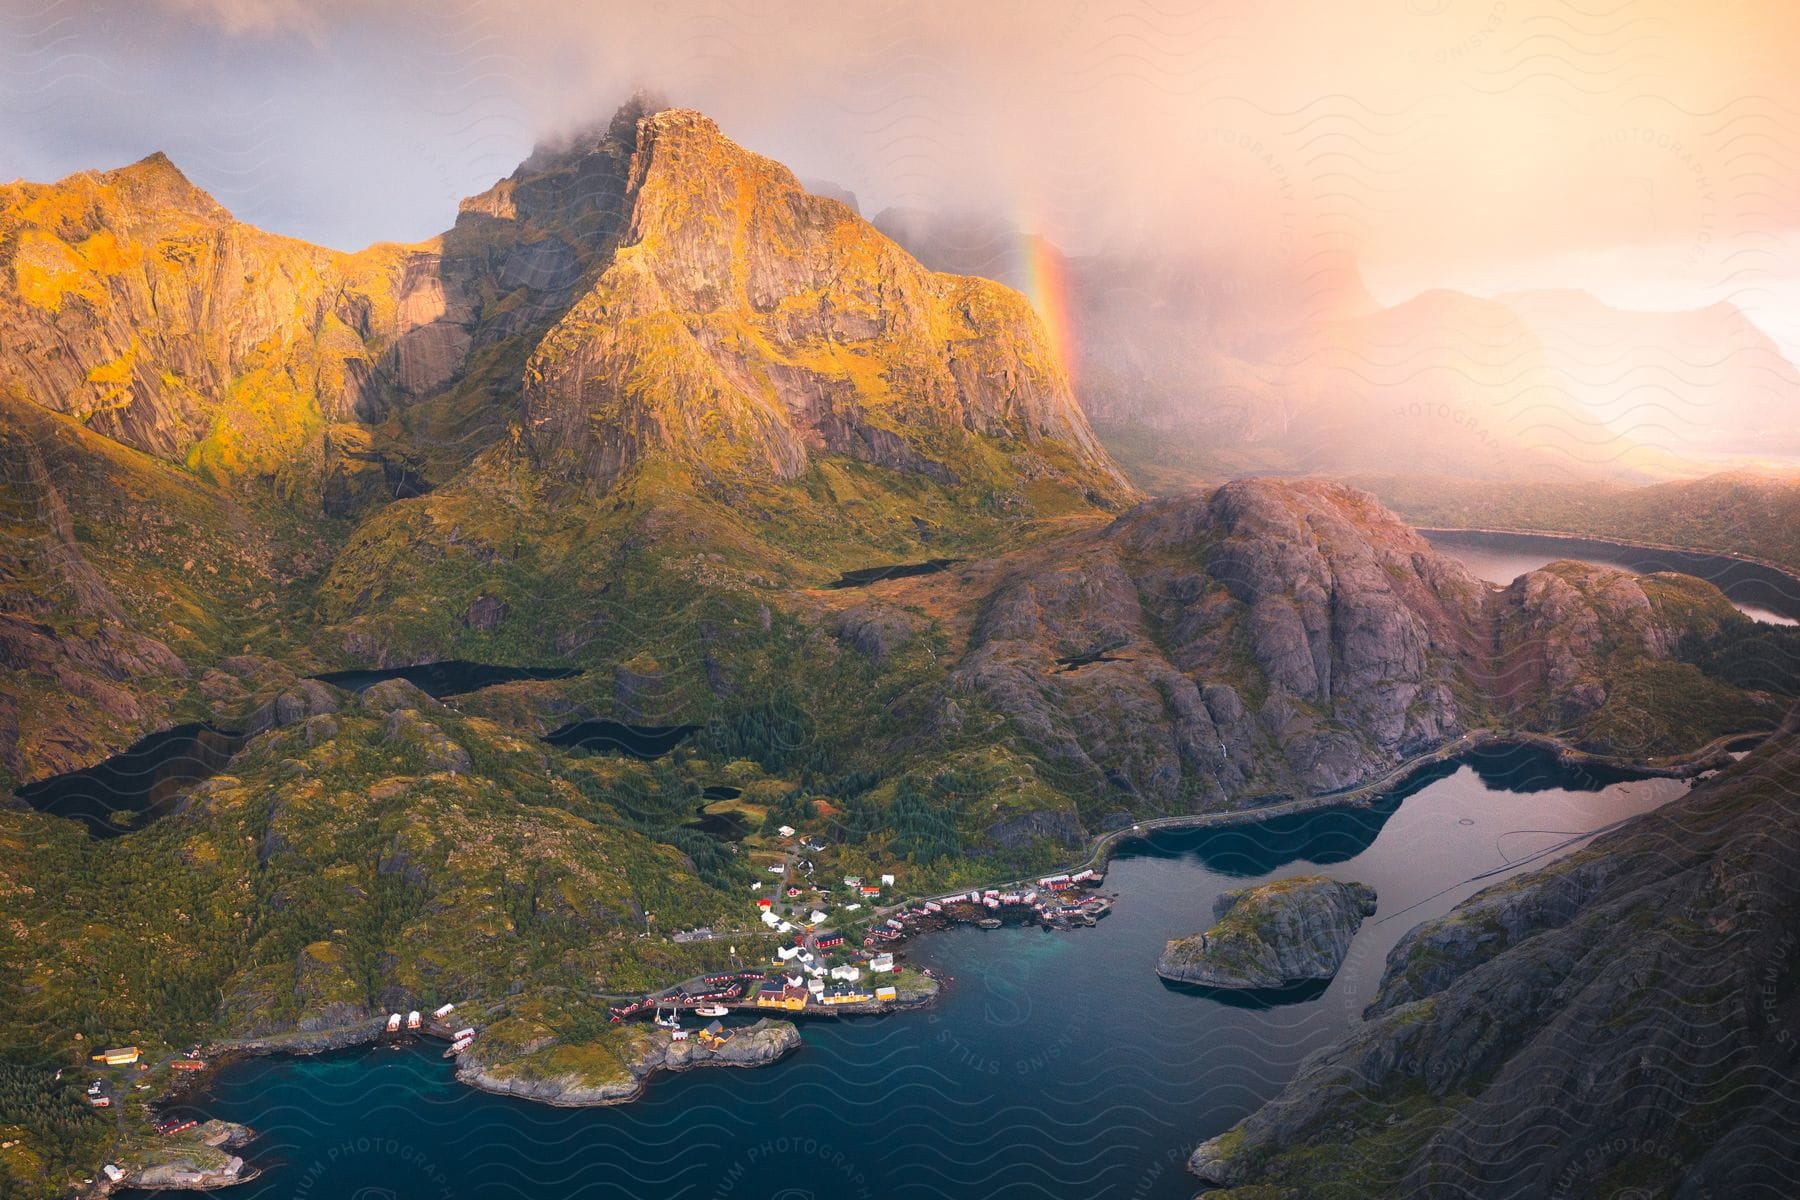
top-left (907, 479), bottom-right (1772, 825)
top-left (874, 211), bottom-right (1800, 487)
top-left (0, 151), bottom-right (469, 494)
top-left (1503, 290), bottom-right (1800, 460)
top-left (0, 99), bottom-right (1793, 1197)
top-left (1191, 718), bottom-right (1800, 1198)
top-left (0, 99), bottom-right (1131, 776)
top-left (513, 108), bottom-right (1121, 497)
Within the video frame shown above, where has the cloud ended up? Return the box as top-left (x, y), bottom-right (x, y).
top-left (155, 0), bottom-right (348, 37)
top-left (28, 0), bottom-right (1800, 311)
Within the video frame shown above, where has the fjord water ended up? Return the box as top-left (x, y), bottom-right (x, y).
top-left (1423, 528), bottom-right (1800, 624)
top-left (140, 748), bottom-right (1685, 1200)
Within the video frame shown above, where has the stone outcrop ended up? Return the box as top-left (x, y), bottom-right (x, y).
top-left (248, 679), bottom-right (344, 733)
top-left (952, 479), bottom-right (1488, 810)
top-left (1190, 725), bottom-right (1800, 1198)
top-left (948, 478), bottom-right (1770, 817)
top-left (458, 1018), bottom-right (800, 1106)
top-left (1157, 875), bottom-right (1377, 988)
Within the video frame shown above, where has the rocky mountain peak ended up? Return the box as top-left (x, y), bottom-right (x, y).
top-left (517, 101), bottom-right (1129, 504)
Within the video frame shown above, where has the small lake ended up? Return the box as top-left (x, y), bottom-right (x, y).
top-left (543, 719), bottom-right (701, 760)
top-left (1422, 528), bottom-right (1800, 625)
top-left (135, 746), bottom-right (1687, 1199)
top-left (13, 723), bottom-right (244, 838)
top-left (310, 661), bottom-right (581, 697)
top-left (829, 558), bottom-right (961, 589)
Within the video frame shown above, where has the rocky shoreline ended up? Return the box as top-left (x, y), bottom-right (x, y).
top-left (1157, 876), bottom-right (1376, 989)
top-left (867, 726), bottom-right (1756, 934)
top-left (456, 1019), bottom-right (802, 1107)
top-left (1186, 722), bottom-right (1800, 1196)
top-left (91, 1120), bottom-right (257, 1196)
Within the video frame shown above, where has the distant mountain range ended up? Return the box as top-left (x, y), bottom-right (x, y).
top-left (873, 208), bottom-right (1800, 486)
top-left (1, 99), bottom-right (1795, 1200)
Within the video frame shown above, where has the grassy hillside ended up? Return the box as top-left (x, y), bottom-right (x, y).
top-left (1357, 471), bottom-right (1800, 574)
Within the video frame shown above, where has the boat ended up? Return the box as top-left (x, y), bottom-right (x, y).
top-left (977, 918), bottom-right (1002, 930)
top-left (694, 1004), bottom-right (729, 1017)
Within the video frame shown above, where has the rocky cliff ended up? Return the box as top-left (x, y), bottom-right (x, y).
top-left (519, 108), bottom-right (1126, 503)
top-left (1157, 875), bottom-right (1376, 988)
top-left (942, 478), bottom-right (1777, 817)
top-left (0, 152), bottom-right (473, 490)
top-left (1190, 722), bottom-right (1800, 1198)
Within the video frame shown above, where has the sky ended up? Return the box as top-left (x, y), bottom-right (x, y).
top-left (4, 0), bottom-right (1800, 357)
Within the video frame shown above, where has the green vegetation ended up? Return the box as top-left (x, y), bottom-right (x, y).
top-left (0, 1065), bottom-right (108, 1200)
top-left (1359, 471), bottom-right (1800, 575)
top-left (1678, 618), bottom-right (1800, 698)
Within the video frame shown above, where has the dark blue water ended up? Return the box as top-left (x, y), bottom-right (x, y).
top-left (310, 662), bottom-right (581, 696)
top-left (543, 720), bottom-right (701, 760)
top-left (138, 747), bottom-right (1685, 1199)
top-left (14, 723), bottom-right (245, 838)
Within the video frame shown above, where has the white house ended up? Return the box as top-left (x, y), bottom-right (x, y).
top-left (870, 953), bottom-right (895, 973)
top-left (880, 874), bottom-right (896, 886)
top-left (777, 825), bottom-right (796, 838)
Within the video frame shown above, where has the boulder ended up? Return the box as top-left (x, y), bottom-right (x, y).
top-left (249, 679), bottom-right (343, 733)
top-left (831, 604), bottom-right (915, 664)
top-left (359, 677), bottom-right (443, 714)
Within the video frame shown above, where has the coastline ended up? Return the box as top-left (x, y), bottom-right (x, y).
top-left (113, 726), bottom-right (1753, 1195)
top-left (875, 725), bottom-right (1765, 922)
top-left (1412, 524), bottom-right (1800, 583)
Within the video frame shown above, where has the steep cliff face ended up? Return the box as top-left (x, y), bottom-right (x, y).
top-left (951, 479), bottom-right (1489, 809)
top-left (521, 108), bottom-right (1125, 503)
top-left (0, 154), bottom-right (470, 488)
top-left (1191, 724), bottom-right (1800, 1199)
top-left (944, 479), bottom-right (1778, 816)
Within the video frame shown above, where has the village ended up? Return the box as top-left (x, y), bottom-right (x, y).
top-left (609, 820), bottom-right (1116, 1037)
top-left (63, 825), bottom-right (1117, 1193)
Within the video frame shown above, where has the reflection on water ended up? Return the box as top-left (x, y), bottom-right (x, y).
top-left (542, 719), bottom-right (700, 759)
top-left (133, 746), bottom-right (1687, 1200)
top-left (311, 661), bottom-right (581, 697)
top-left (15, 723), bottom-right (245, 838)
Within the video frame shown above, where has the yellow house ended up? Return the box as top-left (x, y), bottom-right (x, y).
top-left (91, 1047), bottom-right (140, 1066)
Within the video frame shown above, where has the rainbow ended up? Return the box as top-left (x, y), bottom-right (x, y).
top-left (1019, 232), bottom-right (1077, 385)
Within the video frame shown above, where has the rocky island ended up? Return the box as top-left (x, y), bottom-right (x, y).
top-left (1157, 876), bottom-right (1378, 989)
top-left (1188, 725), bottom-right (1800, 1197)
top-left (456, 1018), bottom-right (800, 1107)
